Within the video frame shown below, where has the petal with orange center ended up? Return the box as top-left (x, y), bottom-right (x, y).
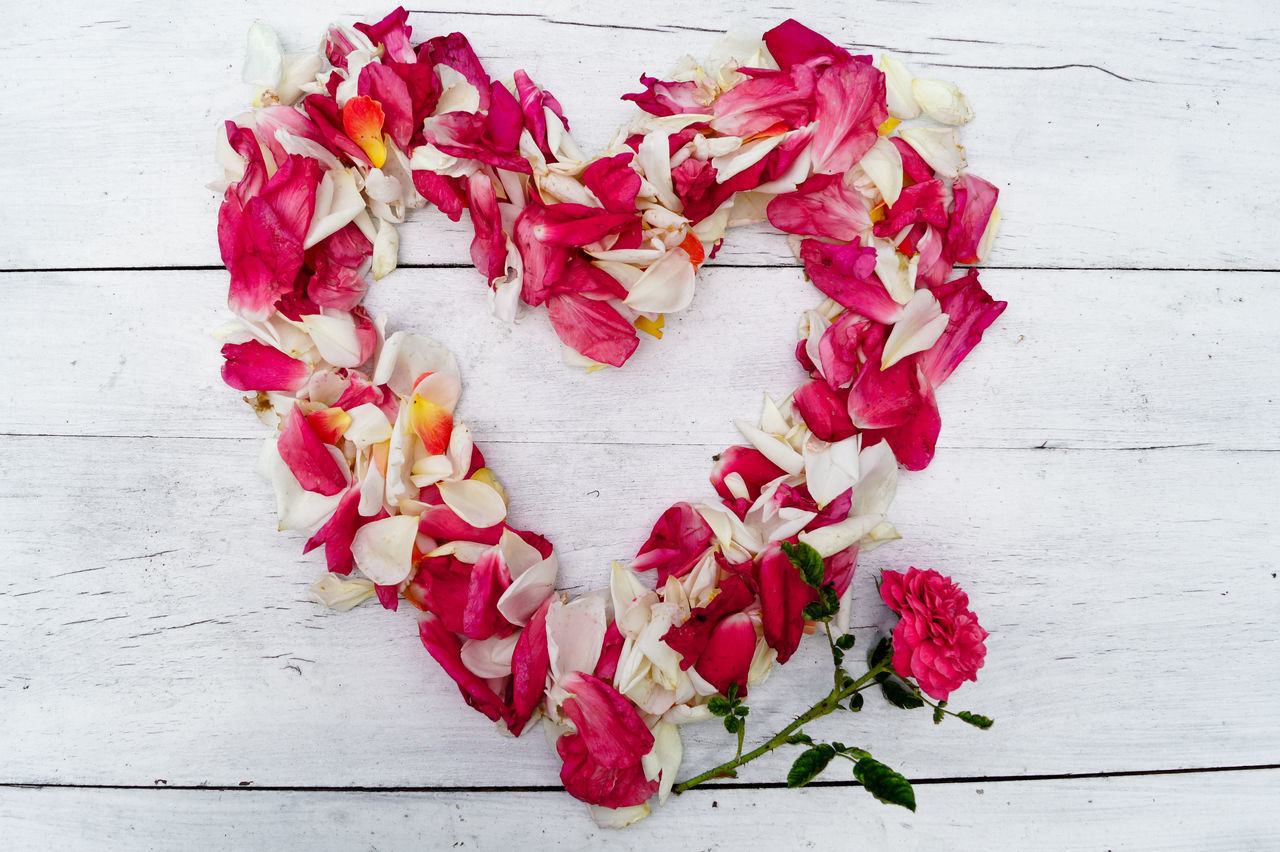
top-left (410, 394), bottom-right (453, 455)
top-left (305, 406), bottom-right (352, 444)
top-left (342, 95), bottom-right (388, 168)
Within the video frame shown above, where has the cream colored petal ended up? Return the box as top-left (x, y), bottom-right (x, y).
top-left (437, 479), bottom-right (507, 527)
top-left (912, 78), bottom-right (974, 125)
top-left (351, 514), bottom-right (418, 585)
top-left (308, 573), bottom-right (375, 612)
top-left (899, 126), bottom-right (967, 179)
top-left (881, 289), bottom-right (949, 369)
top-left (878, 55), bottom-right (920, 120)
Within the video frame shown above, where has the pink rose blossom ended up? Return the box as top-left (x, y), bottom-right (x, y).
top-left (879, 567), bottom-right (988, 701)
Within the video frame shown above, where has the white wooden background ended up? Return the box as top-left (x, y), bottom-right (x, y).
top-left (3, 1), bottom-right (1279, 848)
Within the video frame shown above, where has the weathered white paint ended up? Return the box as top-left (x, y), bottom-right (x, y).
top-left (2, 2), bottom-right (1278, 269)
top-left (2, 772), bottom-right (1277, 850)
top-left (3, 0), bottom-right (1278, 844)
top-left (3, 268), bottom-right (1277, 449)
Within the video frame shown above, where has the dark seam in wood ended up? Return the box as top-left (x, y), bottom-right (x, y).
top-left (3, 763), bottom-right (1277, 794)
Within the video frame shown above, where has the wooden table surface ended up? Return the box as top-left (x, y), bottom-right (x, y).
top-left (3, 2), bottom-right (1278, 848)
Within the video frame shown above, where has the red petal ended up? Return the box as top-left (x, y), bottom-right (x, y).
top-left (462, 548), bottom-right (514, 640)
top-left (545, 292), bottom-right (639, 367)
top-left (800, 238), bottom-right (900, 324)
top-left (920, 269), bottom-right (1007, 387)
top-left (757, 542), bottom-right (816, 664)
top-left (710, 446), bottom-right (787, 502)
top-left (419, 613), bottom-right (509, 723)
top-left (694, 613), bottom-right (757, 694)
top-left (220, 340), bottom-right (310, 392)
top-left (510, 597), bottom-right (552, 731)
top-left (631, 502), bottom-right (714, 584)
top-left (277, 405), bottom-right (348, 496)
top-left (661, 574), bottom-right (755, 671)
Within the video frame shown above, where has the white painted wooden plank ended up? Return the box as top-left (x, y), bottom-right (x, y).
top-left (2, 435), bottom-right (1276, 785)
top-left (3, 2), bottom-right (1277, 269)
top-left (4, 268), bottom-right (1277, 449)
top-left (2, 771), bottom-right (1277, 850)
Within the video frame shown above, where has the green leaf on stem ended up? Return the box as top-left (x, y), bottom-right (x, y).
top-left (853, 758), bottom-right (916, 811)
top-left (880, 679), bottom-right (924, 710)
top-left (835, 634), bottom-right (856, 651)
top-left (868, 636), bottom-right (892, 670)
top-left (724, 715), bottom-right (743, 734)
top-left (732, 705), bottom-right (749, 717)
top-left (787, 745), bottom-right (836, 788)
top-left (707, 696), bottom-right (732, 717)
top-left (932, 701), bottom-right (946, 725)
top-left (727, 683), bottom-right (740, 702)
top-left (848, 693), bottom-right (865, 712)
top-left (957, 711), bottom-right (995, 729)
top-left (785, 733), bottom-right (814, 746)
top-left (781, 541), bottom-right (825, 589)
top-left (832, 648), bottom-right (845, 666)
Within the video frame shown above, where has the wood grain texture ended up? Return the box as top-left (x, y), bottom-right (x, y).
top-left (3, 2), bottom-right (1279, 270)
top-left (3, 0), bottom-right (1279, 843)
top-left (3, 267), bottom-right (1277, 449)
top-left (3, 771), bottom-right (1278, 850)
top-left (2, 435), bottom-right (1277, 786)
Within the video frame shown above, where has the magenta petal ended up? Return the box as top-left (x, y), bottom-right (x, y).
top-left (947, 174), bottom-right (1000, 264)
top-left (277, 403), bottom-right (347, 496)
top-left (462, 548), bottom-right (514, 640)
top-left (560, 672), bottom-right (654, 769)
top-left (694, 613), bottom-right (757, 694)
top-left (757, 542), bottom-right (816, 664)
top-left (631, 502), bottom-right (714, 584)
top-left (220, 340), bottom-right (310, 392)
top-left (710, 445), bottom-right (787, 502)
top-left (510, 597), bottom-right (552, 731)
top-left (847, 353), bottom-right (924, 430)
top-left (865, 368), bottom-right (942, 471)
top-left (890, 136), bottom-right (935, 184)
top-left (661, 574), bottom-right (755, 671)
top-left (582, 153), bottom-right (641, 214)
top-left (767, 173), bottom-right (871, 241)
top-left (358, 62), bottom-right (415, 148)
top-left (711, 64), bottom-right (817, 136)
top-left (548, 255), bottom-right (628, 300)
top-left (412, 170), bottom-right (467, 222)
top-left (353, 7), bottom-right (415, 63)
top-left (622, 74), bottom-right (706, 117)
top-left (873, 179), bottom-right (950, 238)
top-left (556, 731), bottom-right (658, 809)
top-left (486, 79), bottom-right (524, 153)
top-left (225, 196), bottom-right (304, 321)
top-left (420, 32), bottom-right (492, 111)
top-left (408, 555), bottom-right (472, 633)
top-left (800, 238), bottom-right (900, 323)
top-left (763, 19), bottom-right (851, 70)
top-left (303, 485), bottom-right (362, 574)
top-left (419, 613), bottom-right (510, 723)
top-left (792, 379), bottom-right (858, 442)
top-left (809, 59), bottom-right (886, 175)
top-left (466, 171), bottom-right (506, 284)
top-left (921, 268), bottom-right (1008, 387)
top-left (818, 311), bottom-right (881, 390)
top-left (417, 505), bottom-right (505, 545)
top-left (545, 292), bottom-right (639, 367)
top-left (593, 622), bottom-right (625, 683)
top-left (374, 583), bottom-right (400, 611)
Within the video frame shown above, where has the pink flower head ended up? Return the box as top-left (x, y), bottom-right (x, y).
top-left (556, 672), bottom-right (658, 808)
top-left (879, 567), bottom-right (988, 701)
